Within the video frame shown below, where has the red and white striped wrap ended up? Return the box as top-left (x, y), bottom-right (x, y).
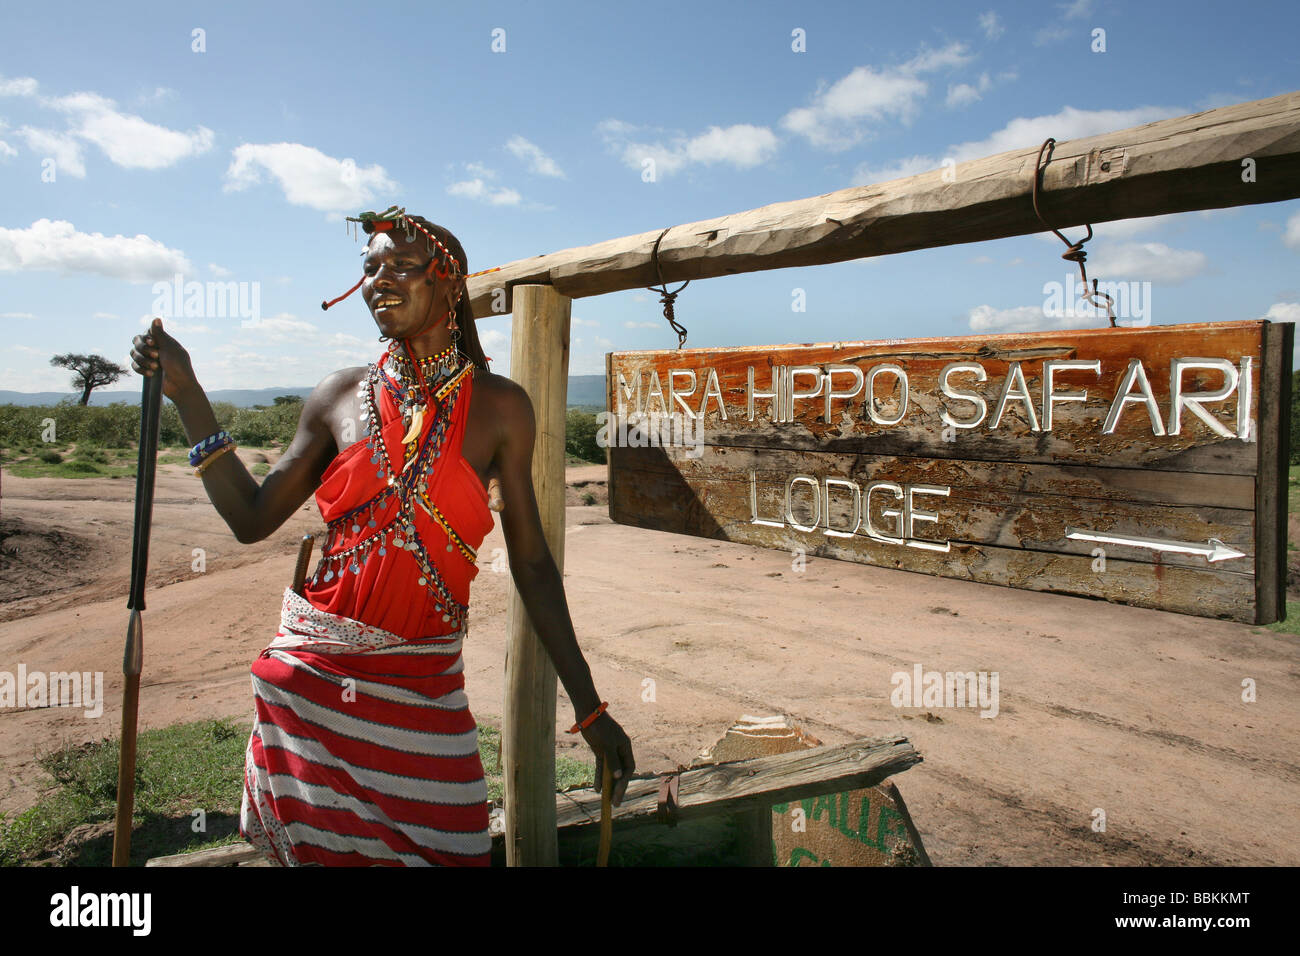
top-left (239, 587), bottom-right (491, 866)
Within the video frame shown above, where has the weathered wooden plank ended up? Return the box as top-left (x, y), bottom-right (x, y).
top-left (610, 444), bottom-right (1257, 574)
top-left (554, 736), bottom-right (922, 831)
top-left (467, 92), bottom-right (1300, 317)
top-left (147, 842), bottom-right (271, 867)
top-left (606, 321), bottom-right (1288, 623)
top-left (611, 483), bottom-right (1257, 622)
top-left (607, 321), bottom-right (1264, 475)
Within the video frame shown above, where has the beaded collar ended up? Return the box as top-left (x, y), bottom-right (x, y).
top-left (308, 344), bottom-right (477, 631)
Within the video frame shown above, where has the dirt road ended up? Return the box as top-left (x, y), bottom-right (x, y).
top-left (2, 456), bottom-right (1296, 865)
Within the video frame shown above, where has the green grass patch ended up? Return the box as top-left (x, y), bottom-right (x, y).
top-left (1264, 601), bottom-right (1300, 637)
top-left (3, 716), bottom-right (594, 866)
top-left (0, 718), bottom-right (251, 866)
top-left (476, 721), bottom-right (594, 808)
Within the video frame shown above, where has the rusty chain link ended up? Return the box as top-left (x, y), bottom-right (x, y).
top-left (1033, 137), bottom-right (1119, 328)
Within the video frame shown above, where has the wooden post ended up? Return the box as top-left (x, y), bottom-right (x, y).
top-left (503, 283), bottom-right (571, 866)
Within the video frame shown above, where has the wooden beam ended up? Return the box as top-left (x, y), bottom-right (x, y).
top-left (502, 284), bottom-right (571, 866)
top-left (467, 91), bottom-right (1300, 317)
top-left (554, 735), bottom-right (922, 831)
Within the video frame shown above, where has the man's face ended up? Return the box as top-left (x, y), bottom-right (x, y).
top-left (361, 230), bottom-right (460, 341)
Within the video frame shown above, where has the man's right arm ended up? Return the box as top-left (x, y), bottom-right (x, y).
top-left (173, 369), bottom-right (354, 544)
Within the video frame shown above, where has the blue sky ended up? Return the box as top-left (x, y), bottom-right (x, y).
top-left (2, 0), bottom-right (1298, 396)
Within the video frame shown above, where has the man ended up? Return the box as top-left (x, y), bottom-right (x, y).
top-left (131, 209), bottom-right (633, 864)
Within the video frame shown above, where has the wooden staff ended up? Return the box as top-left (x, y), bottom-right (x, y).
top-left (597, 763), bottom-right (613, 866)
top-left (112, 366), bottom-right (164, 866)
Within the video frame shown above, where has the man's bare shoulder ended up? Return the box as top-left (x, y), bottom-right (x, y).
top-left (295, 366), bottom-right (367, 427)
top-left (473, 370), bottom-right (530, 409)
top-left (317, 365), bottom-right (369, 395)
top-left (472, 370), bottom-right (535, 441)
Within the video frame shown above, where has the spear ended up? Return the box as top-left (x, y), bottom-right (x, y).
top-left (112, 364), bottom-right (164, 866)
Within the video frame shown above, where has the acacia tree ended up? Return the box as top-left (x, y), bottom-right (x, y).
top-left (50, 353), bottom-right (127, 405)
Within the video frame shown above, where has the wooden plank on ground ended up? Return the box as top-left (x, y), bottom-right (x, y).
top-left (554, 735), bottom-right (921, 832)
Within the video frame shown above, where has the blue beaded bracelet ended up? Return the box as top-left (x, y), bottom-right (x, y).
top-left (189, 430), bottom-right (232, 467)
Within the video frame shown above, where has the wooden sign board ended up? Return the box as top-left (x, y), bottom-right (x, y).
top-left (605, 320), bottom-right (1292, 625)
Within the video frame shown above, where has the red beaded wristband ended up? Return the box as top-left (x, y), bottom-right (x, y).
top-left (566, 701), bottom-right (608, 734)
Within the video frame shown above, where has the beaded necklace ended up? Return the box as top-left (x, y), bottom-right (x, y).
top-left (308, 341), bottom-right (476, 631)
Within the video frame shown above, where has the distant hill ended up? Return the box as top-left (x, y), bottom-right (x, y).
top-left (1, 374), bottom-right (610, 409)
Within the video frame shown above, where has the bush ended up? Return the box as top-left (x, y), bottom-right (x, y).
top-left (39, 449), bottom-right (62, 464)
top-left (566, 410), bottom-right (603, 463)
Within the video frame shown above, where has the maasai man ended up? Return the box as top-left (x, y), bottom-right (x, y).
top-left (130, 207), bottom-right (634, 865)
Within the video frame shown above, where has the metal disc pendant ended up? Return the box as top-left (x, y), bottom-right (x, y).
top-left (379, 547), bottom-right (387, 556)
top-left (323, 569), bottom-right (334, 582)
top-left (418, 576), bottom-right (427, 586)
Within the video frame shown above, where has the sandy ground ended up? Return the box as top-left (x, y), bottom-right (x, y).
top-left (1, 451), bottom-right (1297, 866)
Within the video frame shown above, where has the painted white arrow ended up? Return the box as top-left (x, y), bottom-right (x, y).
top-left (1065, 528), bottom-right (1247, 563)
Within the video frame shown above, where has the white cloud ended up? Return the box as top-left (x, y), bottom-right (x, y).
top-left (209, 263), bottom-right (233, 278)
top-left (0, 75), bottom-right (38, 97)
top-left (781, 42), bottom-right (971, 150)
top-left (1087, 242), bottom-right (1208, 284)
top-left (506, 135), bottom-right (565, 178)
top-left (0, 139), bottom-right (15, 159)
top-left (0, 312), bottom-right (35, 319)
top-left (239, 313), bottom-right (318, 341)
top-left (16, 127), bottom-right (86, 177)
top-left (137, 87), bottom-right (176, 105)
top-left (782, 69), bottom-right (926, 150)
top-left (600, 121), bottom-right (779, 175)
top-left (572, 317), bottom-right (600, 327)
top-left (0, 219), bottom-right (192, 282)
top-left (852, 154), bottom-right (940, 184)
top-left (952, 105), bottom-right (1182, 160)
top-left (978, 11), bottom-right (1004, 40)
top-left (447, 176), bottom-right (522, 206)
top-left (903, 44), bottom-right (974, 74)
top-left (1034, 26), bottom-right (1070, 46)
top-left (224, 143), bottom-right (397, 213)
top-left (1085, 213), bottom-right (1185, 238)
top-left (479, 328), bottom-right (508, 352)
top-left (624, 320), bottom-right (661, 329)
top-left (93, 311), bottom-right (119, 319)
top-left (1061, 0), bottom-right (1094, 19)
top-left (852, 104), bottom-right (1183, 186)
top-left (1257, 302), bottom-right (1300, 322)
top-left (685, 124), bottom-right (779, 167)
top-left (946, 73), bottom-right (992, 109)
top-left (48, 91), bottom-right (213, 169)
top-left (1284, 209), bottom-right (1300, 250)
top-left (445, 163), bottom-right (522, 204)
top-left (968, 303), bottom-right (1097, 333)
